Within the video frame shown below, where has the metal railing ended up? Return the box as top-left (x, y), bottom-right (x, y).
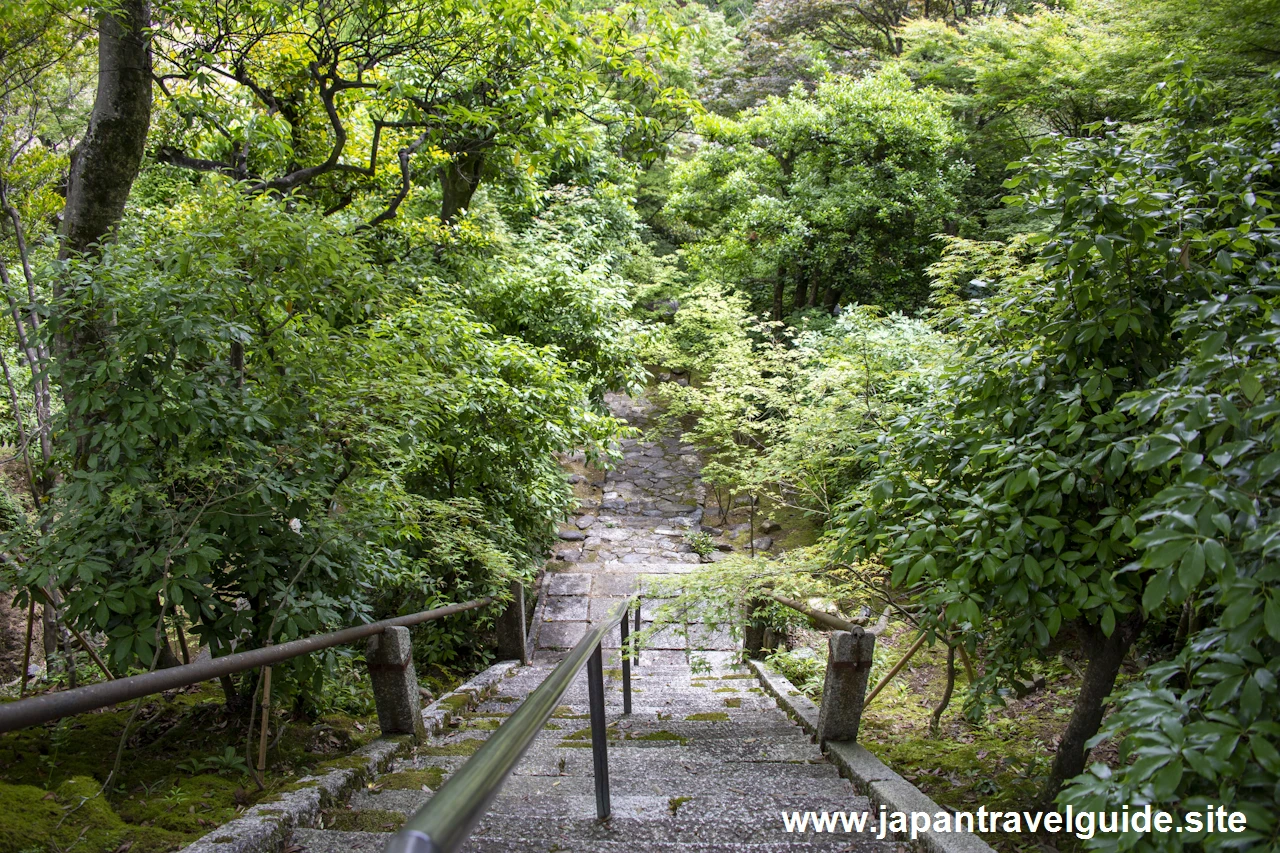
top-left (0, 597), bottom-right (494, 734)
top-left (385, 595), bottom-right (640, 853)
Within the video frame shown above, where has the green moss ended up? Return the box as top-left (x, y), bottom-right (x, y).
top-left (314, 756), bottom-right (371, 774)
top-left (718, 674), bottom-right (755, 680)
top-left (668, 796), bottom-right (693, 816)
top-left (437, 693), bottom-right (474, 713)
top-left (685, 712), bottom-right (729, 722)
top-left (0, 679), bottom-right (387, 850)
top-left (603, 668), bottom-right (623, 678)
top-left (461, 717), bottom-right (504, 731)
top-left (561, 726), bottom-right (620, 742)
top-left (551, 705), bottom-right (587, 719)
top-left (419, 738), bottom-right (485, 757)
top-left (322, 807), bottom-right (406, 832)
top-left (378, 767), bottom-right (445, 791)
top-left (626, 731), bottom-right (687, 745)
top-left (268, 780), bottom-right (321, 797)
top-left (0, 776), bottom-right (184, 853)
top-left (724, 698), bottom-right (741, 708)
top-left (712, 687), bottom-right (736, 693)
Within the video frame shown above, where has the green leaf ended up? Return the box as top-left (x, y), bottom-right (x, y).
top-left (1265, 597), bottom-right (1280, 642)
top-left (1178, 544), bottom-right (1206, 591)
top-left (1240, 374), bottom-right (1263, 403)
top-left (1143, 568), bottom-right (1172, 614)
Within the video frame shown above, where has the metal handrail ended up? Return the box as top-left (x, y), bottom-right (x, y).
top-left (0, 597), bottom-right (494, 734)
top-left (385, 595), bottom-right (639, 853)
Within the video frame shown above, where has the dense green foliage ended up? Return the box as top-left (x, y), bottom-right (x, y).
top-left (666, 68), bottom-right (964, 316)
top-left (3, 0), bottom-right (1280, 849)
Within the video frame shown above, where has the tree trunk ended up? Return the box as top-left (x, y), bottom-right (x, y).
top-left (1036, 614), bottom-right (1144, 807)
top-left (806, 265), bottom-right (821, 308)
top-left (59, 1), bottom-right (152, 262)
top-left (54, 0), bottom-right (151, 463)
top-left (439, 149), bottom-right (486, 224)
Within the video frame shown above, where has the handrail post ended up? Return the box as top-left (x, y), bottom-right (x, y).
top-left (586, 642), bottom-right (611, 820)
top-left (744, 597), bottom-right (768, 658)
top-left (367, 625), bottom-right (428, 742)
top-left (620, 606), bottom-right (632, 715)
top-left (815, 628), bottom-right (876, 745)
top-left (496, 581), bottom-right (529, 664)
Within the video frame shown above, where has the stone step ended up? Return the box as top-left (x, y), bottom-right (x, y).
top-left (321, 786), bottom-right (876, 841)
top-left (355, 763), bottom-right (850, 815)
top-left (432, 719), bottom-right (818, 751)
top-left (292, 829), bottom-right (886, 853)
top-left (385, 745), bottom-right (828, 787)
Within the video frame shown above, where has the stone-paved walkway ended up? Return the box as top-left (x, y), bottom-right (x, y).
top-left (535, 392), bottom-right (736, 664)
top-left (289, 393), bottom-right (887, 852)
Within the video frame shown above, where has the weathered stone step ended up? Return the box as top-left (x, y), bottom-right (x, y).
top-left (432, 720), bottom-right (818, 753)
top-left (385, 748), bottom-right (828, 790)
top-left (353, 763), bottom-right (849, 816)
top-left (292, 829), bottom-right (884, 853)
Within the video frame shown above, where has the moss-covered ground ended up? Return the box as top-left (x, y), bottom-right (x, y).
top-left (0, 681), bottom-right (384, 852)
top-left (0, 656), bottom-right (501, 853)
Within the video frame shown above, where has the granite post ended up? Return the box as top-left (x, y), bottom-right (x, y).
top-left (496, 581), bottom-right (529, 664)
top-left (816, 627), bottom-right (876, 745)
top-left (743, 596), bottom-right (768, 658)
top-left (366, 626), bottom-right (426, 742)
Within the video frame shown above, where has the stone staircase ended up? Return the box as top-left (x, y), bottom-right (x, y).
top-left (292, 658), bottom-right (887, 852)
top-left (288, 392), bottom-right (888, 852)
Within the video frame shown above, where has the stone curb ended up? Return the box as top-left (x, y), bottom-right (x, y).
top-left (747, 658), bottom-right (820, 736)
top-left (748, 659), bottom-right (996, 853)
top-left (181, 659), bottom-right (521, 853)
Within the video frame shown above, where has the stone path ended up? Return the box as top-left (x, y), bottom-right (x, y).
top-left (537, 392), bottom-right (734, 664)
top-left (290, 393), bottom-right (888, 853)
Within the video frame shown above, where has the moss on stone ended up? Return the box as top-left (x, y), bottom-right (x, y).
top-left (685, 712), bottom-right (729, 722)
top-left (322, 807), bottom-right (406, 832)
top-left (668, 796), bottom-right (693, 816)
top-left (419, 738), bottom-right (485, 757)
top-left (379, 768), bottom-right (445, 791)
top-left (724, 698), bottom-right (742, 708)
top-left (712, 687), bottom-right (736, 693)
top-left (627, 731), bottom-right (687, 745)
top-left (314, 755), bottom-right (371, 774)
top-left (461, 717), bottom-right (504, 731)
top-left (437, 693), bottom-right (474, 713)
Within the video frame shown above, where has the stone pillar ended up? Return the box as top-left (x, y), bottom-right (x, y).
top-left (366, 626), bottom-right (426, 742)
top-left (496, 581), bottom-right (529, 664)
top-left (743, 597), bottom-right (767, 658)
top-left (816, 628), bottom-right (876, 745)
